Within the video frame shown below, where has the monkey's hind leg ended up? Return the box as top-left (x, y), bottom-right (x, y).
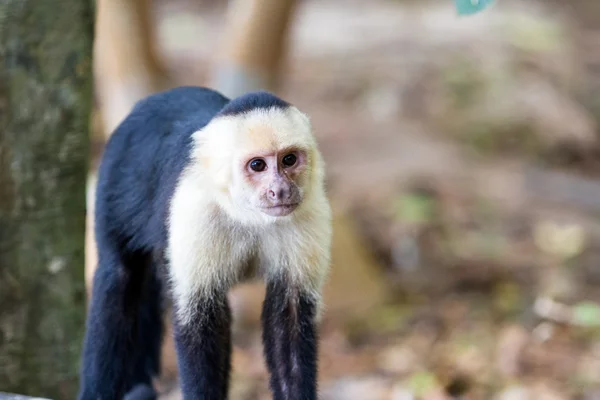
top-left (261, 277), bottom-right (319, 400)
top-left (78, 243), bottom-right (163, 400)
top-left (172, 291), bottom-right (232, 399)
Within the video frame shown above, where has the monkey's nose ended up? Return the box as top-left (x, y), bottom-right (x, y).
top-left (268, 189), bottom-right (281, 200)
top-left (268, 187), bottom-right (289, 201)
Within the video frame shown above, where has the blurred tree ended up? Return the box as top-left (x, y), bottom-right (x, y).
top-left (548, 0), bottom-right (600, 29)
top-left (0, 0), bottom-right (94, 398)
top-left (211, 0), bottom-right (298, 98)
top-left (93, 0), bottom-right (170, 137)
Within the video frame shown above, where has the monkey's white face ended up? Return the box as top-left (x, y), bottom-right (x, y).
top-left (194, 106), bottom-right (319, 225)
top-left (235, 147), bottom-right (309, 217)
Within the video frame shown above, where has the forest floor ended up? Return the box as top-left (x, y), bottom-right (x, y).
top-left (93, 0), bottom-right (600, 398)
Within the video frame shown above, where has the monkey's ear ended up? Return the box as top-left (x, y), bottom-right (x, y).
top-left (192, 120), bottom-right (235, 191)
top-left (212, 161), bottom-right (232, 192)
top-left (196, 149), bottom-right (231, 192)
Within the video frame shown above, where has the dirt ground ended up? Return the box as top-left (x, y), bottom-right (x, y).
top-left (92, 0), bottom-right (600, 398)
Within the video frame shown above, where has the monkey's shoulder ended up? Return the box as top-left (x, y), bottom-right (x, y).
top-left (133, 86), bottom-right (230, 115)
top-left (99, 86), bottom-right (231, 174)
top-left (95, 87), bottom-right (229, 242)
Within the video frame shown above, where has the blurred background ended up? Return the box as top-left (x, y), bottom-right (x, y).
top-left (3, 0), bottom-right (600, 399)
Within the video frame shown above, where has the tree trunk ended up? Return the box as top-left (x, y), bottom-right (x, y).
top-left (0, 1), bottom-right (94, 398)
top-left (211, 0), bottom-right (298, 98)
top-left (93, 0), bottom-right (170, 137)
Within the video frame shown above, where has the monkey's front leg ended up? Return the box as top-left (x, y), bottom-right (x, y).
top-left (262, 278), bottom-right (319, 400)
top-left (173, 292), bottom-right (232, 400)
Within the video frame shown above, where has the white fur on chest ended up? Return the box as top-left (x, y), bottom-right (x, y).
top-left (166, 172), bottom-right (252, 323)
top-left (166, 170), bottom-right (331, 325)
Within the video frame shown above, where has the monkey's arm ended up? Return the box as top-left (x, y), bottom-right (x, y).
top-left (261, 277), bottom-right (319, 400)
top-left (167, 187), bottom-right (251, 399)
top-left (168, 259), bottom-right (233, 398)
top-left (260, 218), bottom-right (331, 400)
top-left (172, 291), bottom-right (232, 399)
top-left (168, 246), bottom-right (234, 400)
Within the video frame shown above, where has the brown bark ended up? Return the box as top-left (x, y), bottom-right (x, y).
top-left (0, 0), bottom-right (94, 398)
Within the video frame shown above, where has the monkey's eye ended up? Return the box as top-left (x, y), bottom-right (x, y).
top-left (249, 158), bottom-right (267, 172)
top-left (282, 153), bottom-right (297, 168)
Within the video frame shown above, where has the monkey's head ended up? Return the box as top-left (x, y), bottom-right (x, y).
top-left (195, 104), bottom-right (325, 225)
top-left (240, 145), bottom-right (307, 217)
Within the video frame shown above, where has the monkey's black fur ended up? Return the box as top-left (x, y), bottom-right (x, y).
top-left (174, 293), bottom-right (232, 399)
top-left (78, 86), bottom-right (316, 400)
top-left (217, 90), bottom-right (290, 117)
top-left (262, 279), bottom-right (318, 400)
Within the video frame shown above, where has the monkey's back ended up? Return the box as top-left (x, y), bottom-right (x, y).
top-left (94, 86), bottom-right (230, 254)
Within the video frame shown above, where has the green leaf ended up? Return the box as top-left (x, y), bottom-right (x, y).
top-left (573, 302), bottom-right (600, 327)
top-left (393, 193), bottom-right (434, 224)
top-left (406, 371), bottom-right (438, 396)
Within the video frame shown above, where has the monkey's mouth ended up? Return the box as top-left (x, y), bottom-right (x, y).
top-left (262, 203), bottom-right (299, 217)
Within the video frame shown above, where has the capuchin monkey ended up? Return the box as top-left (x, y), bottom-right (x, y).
top-left (78, 86), bottom-right (332, 400)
